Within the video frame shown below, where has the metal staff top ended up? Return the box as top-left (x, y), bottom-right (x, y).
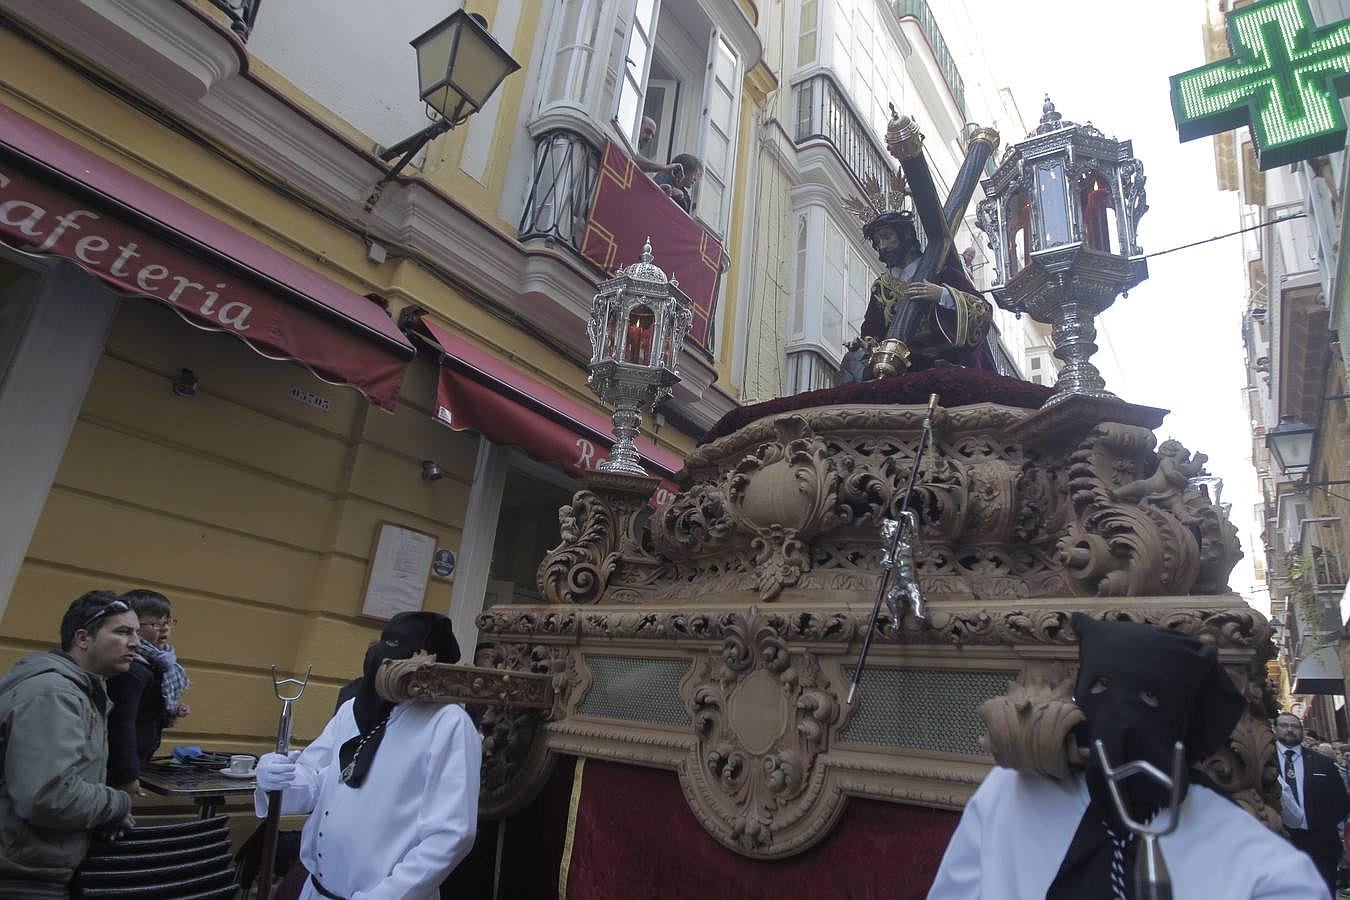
top-left (1092, 739), bottom-right (1185, 900)
top-left (270, 665), bottom-right (312, 755)
top-left (846, 393), bottom-right (938, 705)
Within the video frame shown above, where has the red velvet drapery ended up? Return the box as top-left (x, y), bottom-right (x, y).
top-left (492, 757), bottom-right (961, 900)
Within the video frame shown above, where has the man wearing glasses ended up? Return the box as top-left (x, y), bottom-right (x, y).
top-left (0, 591), bottom-right (140, 898)
top-left (1276, 711), bottom-right (1350, 895)
top-left (107, 589), bottom-right (190, 796)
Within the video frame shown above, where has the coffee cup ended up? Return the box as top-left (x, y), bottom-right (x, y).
top-left (228, 754), bottom-right (255, 775)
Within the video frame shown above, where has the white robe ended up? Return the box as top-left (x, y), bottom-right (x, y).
top-left (929, 766), bottom-right (1328, 900)
top-left (254, 698), bottom-right (482, 900)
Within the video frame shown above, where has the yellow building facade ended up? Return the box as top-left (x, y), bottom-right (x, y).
top-left (0, 0), bottom-right (763, 748)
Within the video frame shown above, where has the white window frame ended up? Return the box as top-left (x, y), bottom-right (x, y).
top-left (695, 29), bottom-right (742, 236)
top-left (614, 0), bottom-right (661, 144)
top-left (787, 203), bottom-right (879, 364)
top-left (797, 0), bottom-right (819, 70)
top-left (536, 0), bottom-right (612, 119)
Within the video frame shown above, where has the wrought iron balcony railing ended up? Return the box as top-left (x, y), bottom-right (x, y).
top-left (208, 0), bottom-right (262, 40)
top-left (793, 74), bottom-right (895, 193)
top-left (892, 0), bottom-right (967, 119)
top-left (518, 129), bottom-right (602, 252)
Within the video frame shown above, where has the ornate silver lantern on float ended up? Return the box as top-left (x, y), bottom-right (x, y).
top-left (976, 97), bottom-right (1148, 406)
top-left (586, 238), bottom-right (692, 476)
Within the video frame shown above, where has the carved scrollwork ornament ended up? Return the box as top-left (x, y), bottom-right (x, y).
top-left (681, 608), bottom-right (844, 855)
top-left (1058, 425), bottom-right (1240, 597)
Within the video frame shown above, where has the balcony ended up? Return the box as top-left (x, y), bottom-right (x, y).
top-left (207, 0), bottom-right (262, 40)
top-left (891, 0), bottom-right (966, 120)
top-left (1291, 517), bottom-right (1346, 641)
top-left (518, 129), bottom-right (602, 253)
top-left (793, 74), bottom-right (895, 192)
top-left (517, 126), bottom-right (728, 367)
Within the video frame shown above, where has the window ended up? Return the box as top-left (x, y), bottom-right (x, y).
top-left (791, 209), bottom-right (875, 361)
top-left (823, 219), bottom-right (846, 349)
top-left (824, 0), bottom-right (908, 137)
top-left (793, 217), bottom-right (808, 335)
top-left (616, 0), bottom-right (659, 142)
top-left (797, 0), bottom-right (818, 68)
top-left (542, 0), bottom-right (606, 109)
top-left (697, 34), bottom-right (740, 234)
top-left (1030, 357), bottom-right (1042, 371)
top-left (488, 467), bottom-right (578, 604)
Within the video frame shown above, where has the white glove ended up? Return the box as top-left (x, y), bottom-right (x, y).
top-left (255, 750), bottom-right (300, 791)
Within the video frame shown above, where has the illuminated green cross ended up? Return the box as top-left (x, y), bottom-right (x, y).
top-left (1171, 0), bottom-right (1350, 170)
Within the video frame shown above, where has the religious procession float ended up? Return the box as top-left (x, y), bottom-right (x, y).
top-left (370, 1), bottom-right (1333, 892)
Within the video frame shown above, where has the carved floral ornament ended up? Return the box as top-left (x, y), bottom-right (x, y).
top-left (536, 404), bottom-right (1243, 608)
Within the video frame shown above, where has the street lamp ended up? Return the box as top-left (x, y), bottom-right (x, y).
top-left (976, 97), bottom-right (1148, 406)
top-left (586, 238), bottom-right (692, 476)
top-left (1266, 416), bottom-right (1316, 475)
top-left (368, 11), bottom-right (520, 205)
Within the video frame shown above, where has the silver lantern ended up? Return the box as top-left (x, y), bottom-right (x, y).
top-left (586, 238), bottom-right (692, 476)
top-left (976, 97), bottom-right (1148, 406)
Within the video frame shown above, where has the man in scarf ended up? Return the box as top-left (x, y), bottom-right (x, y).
top-left (929, 614), bottom-right (1326, 899)
top-left (106, 589), bottom-right (190, 795)
top-left (253, 612), bottom-right (480, 900)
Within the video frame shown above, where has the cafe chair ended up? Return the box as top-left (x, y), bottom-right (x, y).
top-left (72, 814), bottom-right (238, 899)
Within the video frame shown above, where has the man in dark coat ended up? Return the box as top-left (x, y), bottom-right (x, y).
top-left (1276, 711), bottom-right (1350, 894)
top-left (105, 590), bottom-right (189, 795)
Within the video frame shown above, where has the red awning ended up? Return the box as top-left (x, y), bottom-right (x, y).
top-left (416, 318), bottom-right (685, 483)
top-left (0, 104), bottom-right (413, 410)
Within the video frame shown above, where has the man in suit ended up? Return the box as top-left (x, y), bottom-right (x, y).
top-left (1277, 711), bottom-right (1350, 894)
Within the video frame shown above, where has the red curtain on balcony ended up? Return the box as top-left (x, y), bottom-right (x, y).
top-left (580, 141), bottom-right (724, 350)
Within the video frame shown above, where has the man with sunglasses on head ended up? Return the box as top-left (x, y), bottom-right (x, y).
top-left (0, 591), bottom-right (140, 898)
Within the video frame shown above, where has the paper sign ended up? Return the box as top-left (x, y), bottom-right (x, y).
top-left (360, 523), bottom-right (437, 620)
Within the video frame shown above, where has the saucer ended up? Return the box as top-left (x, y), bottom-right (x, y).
top-left (219, 768), bottom-right (256, 780)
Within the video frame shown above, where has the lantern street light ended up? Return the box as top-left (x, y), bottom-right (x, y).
top-left (368, 11), bottom-right (520, 205)
top-left (586, 239), bottom-right (692, 476)
top-left (1266, 416), bottom-right (1316, 475)
top-left (976, 98), bottom-right (1148, 406)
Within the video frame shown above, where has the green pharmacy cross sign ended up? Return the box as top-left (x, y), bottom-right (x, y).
top-left (1171, 0), bottom-right (1350, 170)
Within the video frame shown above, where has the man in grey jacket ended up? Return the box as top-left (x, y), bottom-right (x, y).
top-left (0, 591), bottom-right (140, 898)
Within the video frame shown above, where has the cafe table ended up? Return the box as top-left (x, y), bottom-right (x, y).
top-left (138, 758), bottom-right (256, 819)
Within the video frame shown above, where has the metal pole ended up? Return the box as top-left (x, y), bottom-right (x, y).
top-left (257, 666), bottom-right (310, 900)
top-left (847, 393), bottom-right (938, 705)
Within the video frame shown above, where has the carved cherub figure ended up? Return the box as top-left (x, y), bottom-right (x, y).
top-left (1111, 439), bottom-right (1207, 523)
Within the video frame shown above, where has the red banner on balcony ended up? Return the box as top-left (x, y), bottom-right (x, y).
top-left (580, 141), bottom-right (723, 350)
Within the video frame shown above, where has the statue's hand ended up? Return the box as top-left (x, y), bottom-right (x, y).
top-left (902, 281), bottom-right (943, 303)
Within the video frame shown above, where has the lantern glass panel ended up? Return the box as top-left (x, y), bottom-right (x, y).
top-left (414, 22), bottom-right (458, 101)
top-left (624, 306), bottom-right (656, 366)
top-left (1006, 191), bottom-right (1031, 276)
top-left (1036, 163), bottom-right (1072, 248)
top-left (1267, 420), bottom-right (1315, 474)
top-left (1081, 173), bottom-right (1115, 253)
top-left (447, 32), bottom-right (516, 111)
top-left (603, 298), bottom-right (624, 362)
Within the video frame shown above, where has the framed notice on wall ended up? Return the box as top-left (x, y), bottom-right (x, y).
top-left (359, 522), bottom-right (438, 621)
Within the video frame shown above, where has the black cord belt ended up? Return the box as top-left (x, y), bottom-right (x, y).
top-left (310, 873), bottom-right (347, 900)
